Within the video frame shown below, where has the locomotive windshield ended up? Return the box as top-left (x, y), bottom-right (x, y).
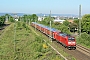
top-left (68, 37), bottom-right (75, 40)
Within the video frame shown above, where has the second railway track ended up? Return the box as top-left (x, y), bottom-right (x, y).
top-left (76, 44), bottom-right (90, 57)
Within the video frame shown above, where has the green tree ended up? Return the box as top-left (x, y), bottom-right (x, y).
top-left (82, 14), bottom-right (90, 34)
top-left (4, 14), bottom-right (15, 22)
top-left (9, 16), bottom-right (15, 22)
top-left (63, 20), bottom-right (69, 26)
top-left (74, 19), bottom-right (79, 25)
top-left (74, 19), bottom-right (79, 28)
top-left (27, 15), bottom-right (32, 24)
top-left (69, 23), bottom-right (77, 32)
top-left (31, 14), bottom-right (38, 22)
top-left (22, 14), bottom-right (33, 25)
top-left (41, 16), bottom-right (54, 25)
top-left (22, 14), bottom-right (38, 23)
top-left (23, 14), bottom-right (28, 22)
top-left (0, 16), bottom-right (5, 26)
top-left (58, 24), bottom-right (71, 34)
top-left (54, 22), bottom-right (61, 25)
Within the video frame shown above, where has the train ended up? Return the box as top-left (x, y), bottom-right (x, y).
top-left (31, 22), bottom-right (76, 50)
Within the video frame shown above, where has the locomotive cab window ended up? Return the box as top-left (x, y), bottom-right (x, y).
top-left (68, 37), bottom-right (75, 40)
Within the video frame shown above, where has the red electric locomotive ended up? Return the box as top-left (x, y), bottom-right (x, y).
top-left (31, 22), bottom-right (76, 50)
top-left (54, 32), bottom-right (76, 49)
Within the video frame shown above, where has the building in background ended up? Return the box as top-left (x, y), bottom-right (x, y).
top-left (53, 19), bottom-right (65, 24)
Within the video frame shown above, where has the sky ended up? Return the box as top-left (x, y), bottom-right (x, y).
top-left (0, 0), bottom-right (90, 15)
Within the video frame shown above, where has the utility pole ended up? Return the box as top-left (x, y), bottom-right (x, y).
top-left (50, 21), bottom-right (52, 42)
top-left (50, 10), bottom-right (52, 42)
top-left (79, 5), bottom-right (81, 36)
top-left (29, 19), bottom-right (30, 25)
top-left (14, 13), bottom-right (16, 60)
top-left (40, 13), bottom-right (42, 21)
top-left (5, 16), bottom-right (8, 22)
top-left (9, 16), bottom-right (10, 21)
top-left (35, 17), bottom-right (36, 31)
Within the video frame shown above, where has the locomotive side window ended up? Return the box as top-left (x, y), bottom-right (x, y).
top-left (68, 37), bottom-right (75, 40)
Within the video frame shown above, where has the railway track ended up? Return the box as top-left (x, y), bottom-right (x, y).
top-left (77, 44), bottom-right (90, 57)
top-left (0, 24), bottom-right (10, 38)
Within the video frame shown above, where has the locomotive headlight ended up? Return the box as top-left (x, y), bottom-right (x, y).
top-left (68, 42), bottom-right (75, 45)
top-left (68, 42), bottom-right (71, 44)
top-left (72, 42), bottom-right (75, 44)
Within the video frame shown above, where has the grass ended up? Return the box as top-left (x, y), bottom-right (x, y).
top-left (0, 22), bottom-right (65, 60)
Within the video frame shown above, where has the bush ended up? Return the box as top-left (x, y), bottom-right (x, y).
top-left (22, 22), bottom-right (26, 28)
top-left (76, 32), bottom-right (90, 47)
